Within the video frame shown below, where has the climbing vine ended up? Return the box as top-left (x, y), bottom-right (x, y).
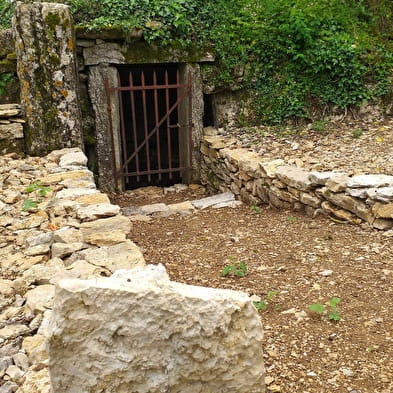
top-left (1, 0), bottom-right (393, 124)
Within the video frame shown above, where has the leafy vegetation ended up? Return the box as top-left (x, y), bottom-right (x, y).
top-left (22, 181), bottom-right (52, 211)
top-left (309, 297), bottom-right (341, 322)
top-left (1, 0), bottom-right (393, 125)
top-left (221, 257), bottom-right (248, 278)
top-left (0, 73), bottom-right (13, 96)
top-left (253, 290), bottom-right (279, 311)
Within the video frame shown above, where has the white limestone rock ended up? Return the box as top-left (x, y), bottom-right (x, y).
top-left (366, 187), bottom-right (393, 202)
top-left (191, 192), bottom-right (235, 209)
top-left (260, 159), bottom-right (285, 178)
top-left (275, 165), bottom-right (313, 191)
top-left (309, 171), bottom-right (345, 186)
top-left (47, 264), bottom-right (265, 393)
top-left (59, 151), bottom-right (88, 168)
top-left (25, 284), bottom-right (55, 312)
top-left (55, 187), bottom-right (99, 200)
top-left (76, 203), bottom-right (120, 221)
top-left (347, 174), bottom-right (393, 188)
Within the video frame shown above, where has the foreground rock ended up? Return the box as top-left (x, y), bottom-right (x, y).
top-left (48, 265), bottom-right (265, 393)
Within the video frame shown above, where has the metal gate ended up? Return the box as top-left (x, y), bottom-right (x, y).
top-left (106, 65), bottom-right (192, 189)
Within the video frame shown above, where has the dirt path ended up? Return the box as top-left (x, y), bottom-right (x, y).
top-left (111, 188), bottom-right (393, 393)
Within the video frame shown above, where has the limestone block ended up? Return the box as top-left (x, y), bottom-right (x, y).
top-left (321, 190), bottom-right (373, 223)
top-left (39, 170), bottom-right (94, 186)
top-left (0, 104), bottom-right (21, 118)
top-left (309, 171), bottom-right (345, 186)
top-left (268, 190), bottom-right (292, 209)
top-left (0, 325), bottom-right (30, 340)
top-left (191, 192), bottom-right (235, 209)
top-left (76, 203), bottom-right (120, 221)
top-left (270, 185), bottom-right (298, 203)
top-left (67, 240), bottom-right (145, 272)
top-left (253, 179), bottom-right (270, 202)
top-left (299, 192), bottom-right (321, 208)
top-left (0, 123), bottom-right (24, 140)
top-left (59, 151), bottom-right (88, 168)
top-left (51, 242), bottom-right (87, 258)
top-left (203, 135), bottom-right (237, 149)
top-left (321, 201), bottom-right (356, 222)
top-left (80, 215), bottom-right (131, 239)
top-left (140, 203), bottom-right (170, 215)
top-left (200, 143), bottom-right (219, 160)
top-left (366, 187), bottom-right (393, 202)
top-left (25, 232), bottom-right (53, 248)
top-left (238, 153), bottom-right (262, 177)
top-left (83, 42), bottom-right (125, 65)
top-left (373, 218), bottom-right (393, 230)
top-left (275, 165), bottom-right (313, 191)
top-left (325, 174), bottom-right (349, 192)
top-left (346, 188), bottom-right (369, 199)
top-left (347, 174), bottom-right (393, 188)
top-left (259, 159), bottom-right (285, 178)
top-left (168, 201), bottom-right (195, 214)
top-left (47, 265), bottom-right (265, 393)
top-left (239, 188), bottom-right (261, 206)
top-left (17, 368), bottom-right (51, 393)
top-left (25, 284), bottom-right (55, 312)
top-left (55, 187), bottom-right (99, 200)
top-left (75, 192), bottom-right (110, 205)
top-left (53, 227), bottom-right (84, 244)
top-left (83, 230), bottom-right (126, 247)
top-left (220, 147), bottom-right (249, 166)
top-left (372, 202), bottom-right (393, 218)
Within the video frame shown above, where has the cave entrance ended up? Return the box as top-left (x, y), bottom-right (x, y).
top-left (107, 64), bottom-right (192, 190)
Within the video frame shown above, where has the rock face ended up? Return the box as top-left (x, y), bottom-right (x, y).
top-left (48, 265), bottom-right (265, 393)
top-left (13, 2), bottom-right (83, 155)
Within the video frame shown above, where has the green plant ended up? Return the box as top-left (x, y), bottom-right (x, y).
top-left (221, 259), bottom-right (247, 278)
top-left (311, 120), bottom-right (327, 132)
top-left (352, 129), bottom-right (363, 138)
top-left (250, 205), bottom-right (261, 214)
top-left (309, 297), bottom-right (341, 321)
top-left (0, 73), bottom-right (13, 96)
top-left (287, 215), bottom-right (298, 223)
top-left (22, 181), bottom-right (52, 211)
top-left (253, 290), bottom-right (279, 311)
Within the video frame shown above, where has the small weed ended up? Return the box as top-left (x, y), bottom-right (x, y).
top-left (309, 297), bottom-right (341, 322)
top-left (250, 205), bottom-right (261, 214)
top-left (366, 345), bottom-right (378, 352)
top-left (253, 290), bottom-right (279, 312)
top-left (221, 260), bottom-right (247, 278)
top-left (22, 182), bottom-right (52, 212)
top-left (310, 120), bottom-right (327, 132)
top-left (287, 215), bottom-right (297, 223)
top-left (352, 129), bottom-right (363, 138)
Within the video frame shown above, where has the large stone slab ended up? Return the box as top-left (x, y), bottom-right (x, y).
top-left (47, 265), bottom-right (265, 393)
top-left (275, 165), bottom-right (313, 191)
top-left (191, 192), bottom-right (235, 209)
top-left (0, 123), bottom-right (24, 140)
top-left (347, 174), bottom-right (393, 188)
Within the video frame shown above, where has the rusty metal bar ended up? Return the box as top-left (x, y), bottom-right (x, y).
top-left (129, 72), bottom-right (140, 182)
top-left (153, 70), bottom-right (162, 181)
top-left (117, 73), bottom-right (128, 187)
top-left (141, 71), bottom-right (151, 182)
top-left (165, 70), bottom-right (172, 179)
top-left (108, 83), bottom-right (188, 92)
top-left (105, 77), bottom-right (120, 192)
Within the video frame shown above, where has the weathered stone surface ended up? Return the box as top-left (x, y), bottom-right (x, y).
top-left (59, 151), bottom-right (88, 168)
top-left (13, 2), bottom-right (83, 155)
top-left (39, 170), bottom-right (94, 186)
top-left (321, 189), bottom-right (373, 223)
top-left (67, 240), bottom-right (145, 272)
top-left (17, 368), bottom-right (51, 393)
top-left (372, 202), bottom-right (393, 218)
top-left (347, 174), bottom-right (393, 188)
top-left (25, 285), bottom-right (55, 312)
top-left (373, 218), bottom-right (393, 230)
top-left (52, 227), bottom-right (83, 244)
top-left (83, 42), bottom-right (125, 65)
top-left (321, 201), bottom-right (357, 222)
top-left (299, 192), bottom-right (321, 208)
top-left (55, 187), bottom-right (99, 200)
top-left (309, 171), bottom-right (345, 186)
top-left (75, 192), bottom-right (110, 205)
top-left (0, 104), bottom-right (21, 118)
top-left (51, 242), bottom-right (86, 258)
top-left (366, 187), bottom-right (393, 202)
top-left (80, 215), bottom-right (131, 241)
top-left (168, 201), bottom-right (195, 214)
top-left (203, 135), bottom-right (237, 149)
top-left (191, 192), bottom-right (235, 209)
top-left (76, 203), bottom-right (120, 221)
top-left (325, 174), bottom-right (349, 193)
top-left (0, 325), bottom-right (30, 340)
top-left (275, 166), bottom-right (313, 191)
top-left (48, 265), bottom-right (265, 393)
top-left (260, 159), bottom-right (285, 178)
top-left (140, 203), bottom-right (170, 215)
top-left (0, 123), bottom-right (23, 140)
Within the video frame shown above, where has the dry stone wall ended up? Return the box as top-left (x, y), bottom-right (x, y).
top-left (0, 104), bottom-right (24, 154)
top-left (201, 134), bottom-right (393, 230)
top-left (0, 148), bottom-right (144, 392)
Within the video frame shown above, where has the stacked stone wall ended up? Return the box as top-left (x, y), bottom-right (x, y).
top-left (0, 104), bottom-right (24, 154)
top-left (201, 134), bottom-right (393, 230)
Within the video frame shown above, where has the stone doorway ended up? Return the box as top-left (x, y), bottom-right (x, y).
top-left (110, 64), bottom-right (192, 190)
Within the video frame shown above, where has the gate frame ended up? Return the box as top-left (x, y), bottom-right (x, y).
top-left (105, 66), bottom-right (193, 190)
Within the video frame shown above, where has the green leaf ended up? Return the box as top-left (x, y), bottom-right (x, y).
top-left (22, 199), bottom-right (38, 211)
top-left (253, 301), bottom-right (267, 311)
top-left (309, 303), bottom-right (325, 314)
top-left (328, 311), bottom-right (341, 321)
top-left (267, 290), bottom-right (278, 300)
top-left (221, 266), bottom-right (232, 277)
top-left (329, 297), bottom-right (341, 307)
